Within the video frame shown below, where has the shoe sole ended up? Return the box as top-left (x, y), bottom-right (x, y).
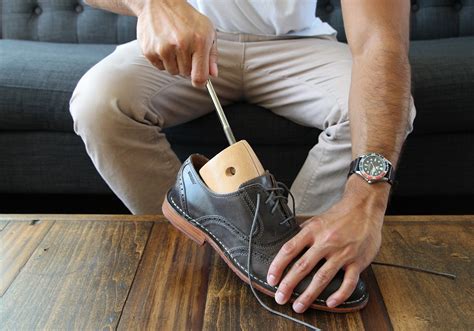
top-left (162, 196), bottom-right (368, 313)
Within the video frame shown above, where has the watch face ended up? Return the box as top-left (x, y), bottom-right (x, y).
top-left (359, 153), bottom-right (388, 182)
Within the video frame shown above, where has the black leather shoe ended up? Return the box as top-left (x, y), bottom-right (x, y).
top-left (162, 154), bottom-right (369, 313)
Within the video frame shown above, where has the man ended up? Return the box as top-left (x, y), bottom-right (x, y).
top-left (70, 0), bottom-right (415, 315)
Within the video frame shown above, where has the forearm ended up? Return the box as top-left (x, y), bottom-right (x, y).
top-left (83, 0), bottom-right (140, 15)
top-left (339, 0), bottom-right (412, 206)
top-left (343, 43), bottom-right (411, 207)
top-left (84, 0), bottom-right (186, 16)
top-left (349, 45), bottom-right (412, 166)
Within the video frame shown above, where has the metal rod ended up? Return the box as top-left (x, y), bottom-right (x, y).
top-left (206, 79), bottom-right (236, 145)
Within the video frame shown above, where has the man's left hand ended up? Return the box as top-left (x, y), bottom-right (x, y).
top-left (266, 176), bottom-right (389, 313)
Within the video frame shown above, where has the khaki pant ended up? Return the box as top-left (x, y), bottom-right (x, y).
top-left (70, 32), bottom-right (416, 215)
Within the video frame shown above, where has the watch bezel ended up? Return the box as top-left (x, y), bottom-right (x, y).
top-left (358, 153), bottom-right (389, 183)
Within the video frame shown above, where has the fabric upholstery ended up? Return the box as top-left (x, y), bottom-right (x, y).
top-left (0, 0), bottom-right (473, 202)
top-left (410, 36), bottom-right (474, 135)
top-left (0, 131), bottom-right (111, 194)
top-left (0, 40), bottom-right (115, 131)
top-left (2, 130), bottom-right (473, 197)
top-left (0, 131), bottom-right (311, 194)
top-left (1, 37), bottom-right (472, 136)
top-left (1, 0), bottom-right (137, 43)
top-left (1, 0), bottom-right (473, 43)
top-left (316, 0), bottom-right (474, 42)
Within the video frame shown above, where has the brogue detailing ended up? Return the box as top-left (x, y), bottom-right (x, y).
top-left (198, 215), bottom-right (248, 241)
top-left (198, 215), bottom-right (296, 252)
top-left (230, 247), bottom-right (273, 264)
top-left (178, 167), bottom-right (187, 213)
top-left (169, 196), bottom-right (367, 306)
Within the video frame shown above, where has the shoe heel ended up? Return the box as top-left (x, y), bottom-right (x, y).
top-left (162, 197), bottom-right (206, 246)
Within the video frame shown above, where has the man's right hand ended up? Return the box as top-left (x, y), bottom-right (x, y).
top-left (137, 0), bottom-right (218, 88)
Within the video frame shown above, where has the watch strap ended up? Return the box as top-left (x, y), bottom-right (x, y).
top-left (386, 162), bottom-right (395, 185)
top-left (348, 158), bottom-right (360, 177)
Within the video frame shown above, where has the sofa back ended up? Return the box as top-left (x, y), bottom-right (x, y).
top-left (1, 0), bottom-right (473, 43)
top-left (0, 0), bottom-right (137, 43)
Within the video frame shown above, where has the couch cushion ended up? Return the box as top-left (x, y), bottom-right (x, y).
top-left (1, 0), bottom-right (137, 44)
top-left (0, 40), bottom-right (116, 131)
top-left (409, 37), bottom-right (474, 135)
top-left (0, 40), bottom-right (319, 145)
top-left (1, 37), bottom-right (473, 138)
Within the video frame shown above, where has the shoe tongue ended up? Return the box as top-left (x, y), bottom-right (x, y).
top-left (238, 171), bottom-right (276, 190)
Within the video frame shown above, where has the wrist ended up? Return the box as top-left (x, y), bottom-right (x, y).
top-left (139, 0), bottom-right (194, 20)
top-left (343, 174), bottom-right (390, 212)
top-left (128, 0), bottom-right (148, 16)
top-left (138, 0), bottom-right (187, 16)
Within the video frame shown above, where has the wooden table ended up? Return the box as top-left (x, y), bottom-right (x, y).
top-left (0, 215), bottom-right (472, 330)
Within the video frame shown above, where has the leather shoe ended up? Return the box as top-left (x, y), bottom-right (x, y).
top-left (162, 154), bottom-right (369, 312)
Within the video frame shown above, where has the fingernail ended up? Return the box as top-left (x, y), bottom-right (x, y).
top-left (268, 274), bottom-right (276, 285)
top-left (293, 302), bottom-right (305, 313)
top-left (275, 291), bottom-right (285, 304)
top-left (211, 63), bottom-right (218, 77)
top-left (327, 299), bottom-right (337, 308)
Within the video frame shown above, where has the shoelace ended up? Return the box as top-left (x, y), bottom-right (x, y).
top-left (248, 193), bottom-right (320, 330)
top-left (263, 181), bottom-right (295, 227)
top-left (246, 181), bottom-right (457, 331)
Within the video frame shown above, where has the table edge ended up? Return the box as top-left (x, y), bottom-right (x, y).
top-left (0, 214), bottom-right (472, 223)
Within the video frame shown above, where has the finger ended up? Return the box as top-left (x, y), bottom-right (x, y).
top-left (144, 52), bottom-right (165, 71)
top-left (176, 45), bottom-right (192, 77)
top-left (209, 37), bottom-right (218, 77)
top-left (325, 264), bottom-right (360, 308)
top-left (191, 42), bottom-right (210, 88)
top-left (267, 227), bottom-right (313, 287)
top-left (159, 45), bottom-right (179, 75)
top-left (272, 245), bottom-right (325, 305)
top-left (291, 259), bottom-right (342, 313)
top-left (154, 59), bottom-right (165, 71)
top-left (151, 57), bottom-right (165, 71)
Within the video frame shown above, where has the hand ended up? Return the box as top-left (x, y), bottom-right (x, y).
top-left (266, 176), bottom-right (390, 313)
top-left (137, 0), bottom-right (218, 87)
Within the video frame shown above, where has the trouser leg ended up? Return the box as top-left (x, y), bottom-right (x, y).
top-left (70, 39), bottom-right (243, 214)
top-left (245, 36), bottom-right (416, 215)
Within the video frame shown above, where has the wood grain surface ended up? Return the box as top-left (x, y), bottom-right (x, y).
top-left (118, 221), bottom-right (212, 331)
top-left (359, 267), bottom-right (393, 331)
top-left (0, 219), bottom-right (54, 296)
top-left (373, 219), bottom-right (473, 331)
top-left (0, 214), bottom-right (161, 222)
top-left (0, 220), bottom-right (10, 231)
top-left (0, 220), bottom-right (151, 330)
top-left (201, 250), bottom-right (368, 331)
top-left (0, 214), bottom-right (472, 331)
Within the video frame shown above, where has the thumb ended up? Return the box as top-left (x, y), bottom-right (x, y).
top-left (209, 37), bottom-right (218, 77)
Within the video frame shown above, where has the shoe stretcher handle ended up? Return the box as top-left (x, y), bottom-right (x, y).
top-left (206, 79), bottom-right (237, 145)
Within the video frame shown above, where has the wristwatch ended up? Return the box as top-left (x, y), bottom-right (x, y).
top-left (348, 152), bottom-right (395, 185)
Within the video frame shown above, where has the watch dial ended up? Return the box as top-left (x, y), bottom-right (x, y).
top-left (360, 154), bottom-right (388, 180)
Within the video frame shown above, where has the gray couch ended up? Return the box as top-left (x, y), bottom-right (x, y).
top-left (1, 0), bottom-right (473, 213)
